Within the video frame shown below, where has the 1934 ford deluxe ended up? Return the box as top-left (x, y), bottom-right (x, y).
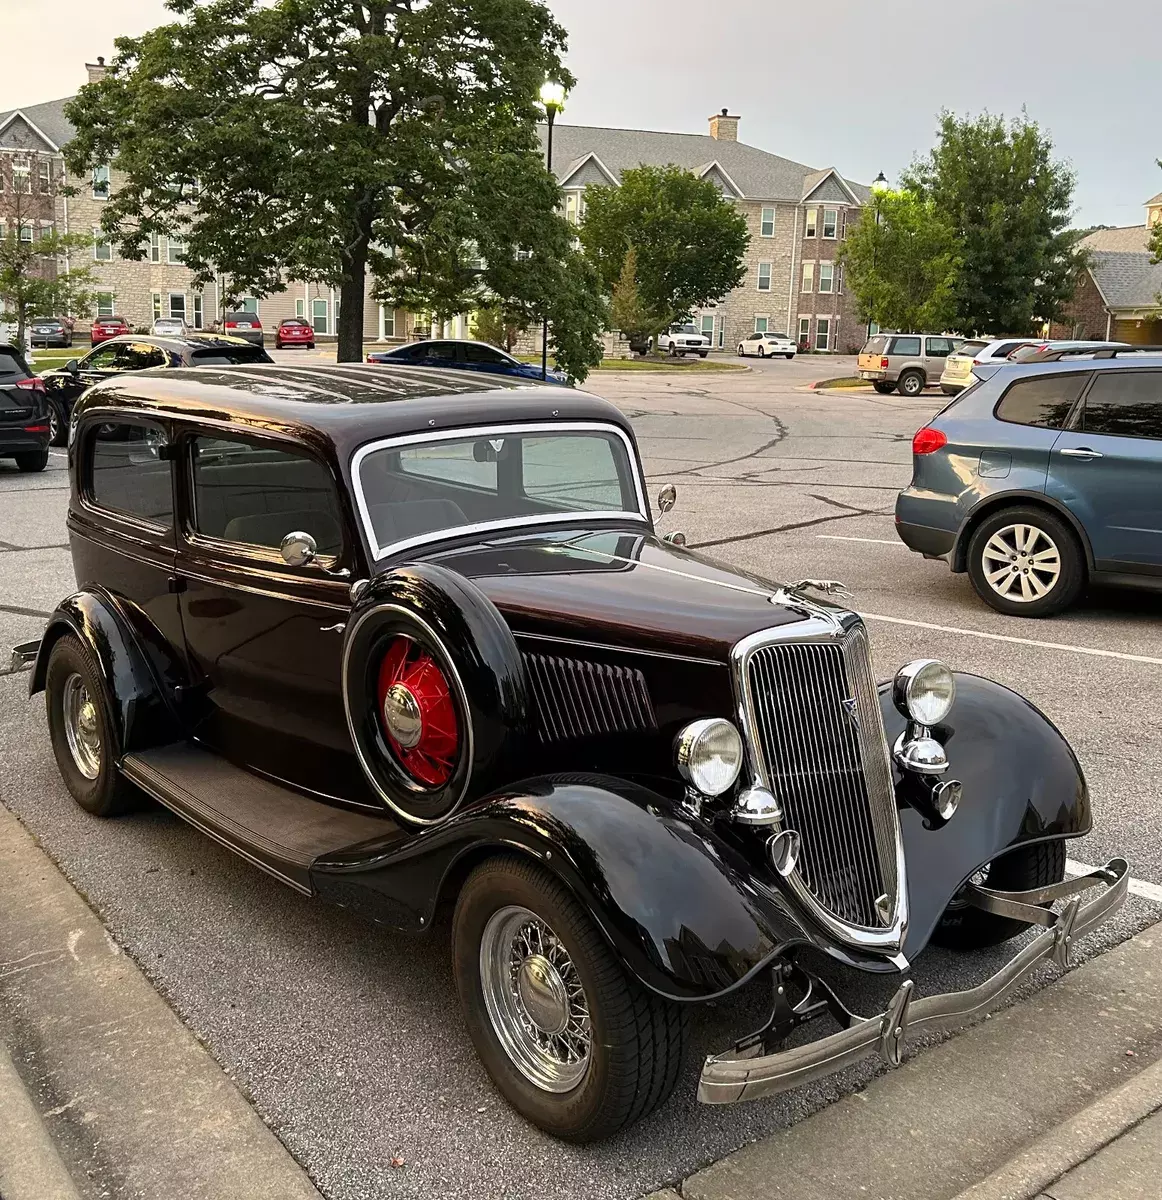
top-left (24, 362), bottom-right (1127, 1141)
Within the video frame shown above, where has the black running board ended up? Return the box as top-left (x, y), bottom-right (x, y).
top-left (121, 744), bottom-right (399, 894)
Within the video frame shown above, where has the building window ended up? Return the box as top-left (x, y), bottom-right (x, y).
top-left (96, 292), bottom-right (115, 318)
top-left (295, 298), bottom-right (305, 318)
top-left (168, 293), bottom-right (186, 320)
top-left (801, 263), bottom-right (814, 292)
top-left (564, 191), bottom-right (584, 225)
top-left (167, 235), bottom-right (186, 264)
top-left (92, 164), bottom-right (110, 200)
top-left (193, 293), bottom-right (203, 329)
top-left (382, 306), bottom-right (395, 338)
top-left (760, 207), bottom-right (775, 237)
top-left (311, 297), bottom-right (329, 334)
top-left (798, 316), bottom-right (810, 345)
top-left (841, 209), bottom-right (848, 239)
top-left (152, 293), bottom-right (162, 321)
top-left (38, 160), bottom-right (52, 193)
top-left (836, 264), bottom-right (844, 294)
top-left (18, 225), bottom-right (33, 244)
top-left (754, 316), bottom-right (769, 333)
top-left (701, 314), bottom-right (715, 342)
top-left (150, 233), bottom-right (162, 263)
top-left (241, 297), bottom-right (258, 314)
top-left (816, 318), bottom-right (831, 351)
top-left (822, 208), bottom-right (838, 239)
top-left (818, 262), bottom-right (834, 293)
top-left (757, 262), bottom-right (772, 291)
top-left (12, 160), bottom-right (31, 194)
top-left (93, 230), bottom-right (113, 261)
top-left (804, 207), bottom-right (817, 238)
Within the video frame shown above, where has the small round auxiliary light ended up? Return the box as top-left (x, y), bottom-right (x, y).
top-left (675, 718), bottom-right (743, 797)
top-left (893, 659), bottom-right (956, 726)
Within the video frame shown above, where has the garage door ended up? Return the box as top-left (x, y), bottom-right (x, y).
top-left (1112, 318), bottom-right (1162, 345)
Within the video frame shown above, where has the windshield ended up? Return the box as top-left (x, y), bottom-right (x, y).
top-left (955, 340), bottom-right (989, 356)
top-left (354, 424), bottom-right (645, 557)
top-left (675, 325), bottom-right (698, 334)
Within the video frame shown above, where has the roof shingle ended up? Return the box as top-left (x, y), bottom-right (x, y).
top-left (1089, 249), bottom-right (1162, 310)
top-left (0, 96), bottom-right (76, 152)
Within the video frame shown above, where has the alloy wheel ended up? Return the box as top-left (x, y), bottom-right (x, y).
top-left (61, 672), bottom-right (101, 779)
top-left (479, 905), bottom-right (592, 1092)
top-left (980, 523), bottom-right (1062, 603)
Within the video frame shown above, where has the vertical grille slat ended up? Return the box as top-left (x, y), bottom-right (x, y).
top-left (522, 653), bottom-right (658, 744)
top-left (744, 627), bottom-right (898, 931)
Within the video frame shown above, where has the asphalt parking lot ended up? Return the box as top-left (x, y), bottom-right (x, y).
top-left (0, 353), bottom-right (1159, 1200)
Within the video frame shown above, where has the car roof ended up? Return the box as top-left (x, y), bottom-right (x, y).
top-left (72, 363), bottom-right (629, 467)
top-left (978, 355), bottom-right (1162, 383)
top-left (397, 338), bottom-right (512, 349)
top-left (91, 332), bottom-right (260, 351)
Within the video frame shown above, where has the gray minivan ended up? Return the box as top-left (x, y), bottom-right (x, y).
top-left (858, 333), bottom-right (963, 396)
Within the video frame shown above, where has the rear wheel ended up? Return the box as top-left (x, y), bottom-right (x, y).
top-left (934, 841), bottom-right (1066, 949)
top-left (453, 855), bottom-right (685, 1141)
top-left (757, 346), bottom-right (765, 358)
top-left (785, 353), bottom-right (795, 360)
top-left (897, 370), bottom-right (924, 396)
top-left (873, 381), bottom-right (895, 394)
top-left (966, 506), bottom-right (1085, 617)
top-left (48, 399), bottom-right (67, 446)
top-left (15, 448), bottom-right (48, 472)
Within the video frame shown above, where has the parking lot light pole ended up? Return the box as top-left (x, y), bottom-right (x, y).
top-left (539, 80), bottom-right (567, 382)
top-left (866, 172), bottom-right (889, 344)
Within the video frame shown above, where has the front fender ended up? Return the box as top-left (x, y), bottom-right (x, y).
top-left (30, 589), bottom-right (180, 756)
top-left (882, 672), bottom-right (1091, 960)
top-left (312, 776), bottom-right (810, 1002)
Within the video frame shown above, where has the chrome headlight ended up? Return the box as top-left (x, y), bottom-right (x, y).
top-left (893, 659), bottom-right (956, 726)
top-left (676, 718), bottom-right (743, 797)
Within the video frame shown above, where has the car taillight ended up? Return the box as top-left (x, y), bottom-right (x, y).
top-left (880, 357), bottom-right (890, 369)
top-left (913, 427), bottom-right (947, 455)
top-left (16, 377), bottom-right (45, 393)
top-left (23, 424), bottom-right (49, 433)
top-left (972, 358), bottom-right (984, 365)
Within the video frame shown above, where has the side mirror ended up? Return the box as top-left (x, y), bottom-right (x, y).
top-left (280, 530), bottom-right (317, 568)
top-left (662, 531), bottom-right (688, 547)
top-left (657, 483), bottom-right (677, 514)
top-left (64, 359), bottom-right (78, 374)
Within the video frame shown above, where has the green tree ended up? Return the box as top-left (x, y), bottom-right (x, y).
top-left (905, 111), bottom-right (1082, 334)
top-left (608, 245), bottom-right (666, 351)
top-left (1149, 160), bottom-right (1162, 279)
top-left (472, 305), bottom-right (524, 353)
top-left (838, 189), bottom-right (960, 334)
top-left (63, 0), bottom-right (584, 364)
top-left (579, 165), bottom-right (749, 330)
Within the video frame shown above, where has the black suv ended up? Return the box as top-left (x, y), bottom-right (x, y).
top-left (0, 341), bottom-right (51, 472)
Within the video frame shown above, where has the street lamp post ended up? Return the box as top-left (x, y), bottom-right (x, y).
top-left (866, 171), bottom-right (889, 344)
top-left (539, 80), bottom-right (567, 382)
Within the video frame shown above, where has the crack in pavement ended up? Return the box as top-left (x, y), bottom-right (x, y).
top-left (0, 603), bottom-right (52, 618)
top-left (689, 505), bottom-right (891, 550)
top-left (0, 544), bottom-right (70, 553)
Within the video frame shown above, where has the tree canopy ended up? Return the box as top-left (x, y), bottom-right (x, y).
top-left (838, 189), bottom-right (960, 334)
top-left (64, 0), bottom-right (601, 371)
top-left (904, 111), bottom-right (1083, 335)
top-left (608, 246), bottom-right (666, 350)
top-left (1148, 160), bottom-right (1162, 274)
top-left (579, 165), bottom-right (749, 334)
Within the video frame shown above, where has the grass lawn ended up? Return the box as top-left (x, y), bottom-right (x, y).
top-left (30, 350), bottom-right (79, 372)
top-left (812, 376), bottom-right (873, 390)
top-left (514, 354), bottom-right (746, 373)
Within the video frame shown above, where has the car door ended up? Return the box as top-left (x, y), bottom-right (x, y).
top-left (925, 337), bottom-right (954, 379)
top-left (462, 342), bottom-right (516, 378)
top-left (45, 343), bottom-right (122, 411)
top-left (174, 428), bottom-right (373, 802)
top-left (419, 341), bottom-right (461, 369)
top-left (1047, 368), bottom-right (1162, 574)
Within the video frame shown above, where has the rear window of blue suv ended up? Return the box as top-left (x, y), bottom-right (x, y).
top-left (994, 374), bottom-right (1088, 429)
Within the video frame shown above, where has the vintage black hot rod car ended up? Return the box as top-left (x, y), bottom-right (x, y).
top-left (22, 362), bottom-right (1127, 1141)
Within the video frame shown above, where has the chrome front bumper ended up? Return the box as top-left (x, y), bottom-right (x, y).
top-left (698, 857), bottom-right (1129, 1105)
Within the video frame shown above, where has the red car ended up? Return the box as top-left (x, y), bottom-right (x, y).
top-left (275, 317), bottom-right (315, 349)
top-left (90, 316), bottom-right (130, 345)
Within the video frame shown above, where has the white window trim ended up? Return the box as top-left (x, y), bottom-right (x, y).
top-left (818, 263), bottom-right (835, 294)
top-left (754, 315), bottom-right (770, 333)
top-left (95, 292), bottom-right (116, 318)
top-left (801, 263), bottom-right (814, 293)
top-left (92, 164), bottom-right (110, 200)
top-left (798, 315), bottom-right (811, 344)
top-left (168, 291), bottom-right (187, 319)
top-left (151, 292), bottom-right (162, 321)
top-left (311, 297), bottom-right (329, 335)
top-left (193, 293), bottom-right (204, 329)
top-left (757, 262), bottom-right (772, 292)
top-left (804, 207), bottom-right (817, 238)
top-left (93, 229), bottom-right (112, 261)
top-left (760, 207), bottom-right (776, 238)
top-left (822, 208), bottom-right (839, 240)
top-left (816, 316), bottom-right (832, 351)
top-left (166, 235), bottom-right (186, 265)
top-left (150, 233), bottom-right (163, 264)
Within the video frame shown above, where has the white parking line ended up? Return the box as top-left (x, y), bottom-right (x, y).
top-left (861, 612), bottom-right (1162, 668)
top-left (1066, 859), bottom-right (1162, 904)
top-left (818, 535), bottom-right (905, 546)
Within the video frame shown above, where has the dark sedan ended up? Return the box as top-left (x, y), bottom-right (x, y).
top-left (29, 318), bottom-right (73, 348)
top-left (366, 338), bottom-right (570, 385)
top-left (41, 333), bottom-right (272, 446)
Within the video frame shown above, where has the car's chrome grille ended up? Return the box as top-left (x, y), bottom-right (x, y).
top-left (523, 653), bottom-right (657, 743)
top-left (744, 625), bottom-right (898, 930)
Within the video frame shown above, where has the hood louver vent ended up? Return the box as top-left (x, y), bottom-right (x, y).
top-left (522, 653), bottom-right (657, 743)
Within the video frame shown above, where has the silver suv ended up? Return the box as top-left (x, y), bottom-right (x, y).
top-left (858, 333), bottom-right (962, 396)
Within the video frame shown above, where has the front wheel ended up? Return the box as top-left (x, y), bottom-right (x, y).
top-left (966, 506), bottom-right (1085, 617)
top-left (737, 344), bottom-right (745, 357)
top-left (453, 856), bottom-right (685, 1142)
top-left (667, 343), bottom-right (677, 357)
top-left (15, 448), bottom-right (48, 472)
top-left (785, 353), bottom-right (795, 360)
top-left (757, 346), bottom-right (765, 358)
top-left (699, 352), bottom-right (708, 359)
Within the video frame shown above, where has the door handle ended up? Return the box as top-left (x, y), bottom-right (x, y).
top-left (1059, 447), bottom-right (1103, 460)
top-left (320, 622), bottom-right (347, 633)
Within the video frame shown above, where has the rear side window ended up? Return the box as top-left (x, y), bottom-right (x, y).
top-left (115, 343), bottom-right (169, 371)
top-left (992, 340), bottom-right (1032, 359)
top-left (190, 347), bottom-right (267, 365)
top-left (1080, 371), bottom-right (1162, 439)
top-left (956, 341), bottom-right (989, 357)
top-left (463, 343), bottom-right (509, 365)
top-left (0, 350), bottom-right (29, 377)
top-left (88, 423), bottom-right (173, 526)
top-left (190, 435), bottom-right (343, 557)
top-left (890, 336), bottom-right (922, 356)
top-left (862, 336), bottom-right (888, 355)
top-left (995, 374), bottom-right (1088, 429)
top-left (926, 337), bottom-right (955, 357)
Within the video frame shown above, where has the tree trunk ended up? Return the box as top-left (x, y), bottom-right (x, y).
top-left (337, 247), bottom-right (366, 363)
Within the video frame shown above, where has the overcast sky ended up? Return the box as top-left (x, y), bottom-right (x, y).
top-left (3, 0), bottom-right (1157, 228)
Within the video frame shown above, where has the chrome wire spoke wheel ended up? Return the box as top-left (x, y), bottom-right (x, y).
top-left (61, 672), bottom-right (101, 780)
top-left (480, 905), bottom-right (592, 1093)
top-left (980, 523), bottom-right (1061, 603)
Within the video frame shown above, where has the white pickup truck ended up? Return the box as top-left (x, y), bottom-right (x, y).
top-left (656, 323), bottom-right (710, 358)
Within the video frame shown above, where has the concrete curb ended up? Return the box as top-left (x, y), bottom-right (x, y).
top-left (0, 1041), bottom-right (82, 1200)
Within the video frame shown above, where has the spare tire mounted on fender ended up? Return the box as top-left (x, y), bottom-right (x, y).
top-left (343, 563), bottom-right (533, 826)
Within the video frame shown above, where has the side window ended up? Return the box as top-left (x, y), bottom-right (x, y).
top-left (995, 374), bottom-right (1088, 429)
top-left (926, 337), bottom-right (954, 357)
top-left (81, 346), bottom-right (122, 372)
top-left (88, 422), bottom-right (173, 526)
top-left (1081, 371), bottom-right (1162, 439)
top-left (463, 343), bottom-right (508, 366)
top-left (425, 342), bottom-right (459, 362)
top-left (890, 336), bottom-right (922, 356)
top-left (115, 343), bottom-right (169, 371)
top-left (190, 435), bottom-right (343, 557)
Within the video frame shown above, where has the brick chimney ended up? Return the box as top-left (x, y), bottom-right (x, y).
top-left (708, 108), bottom-right (739, 142)
top-left (85, 56), bottom-right (107, 84)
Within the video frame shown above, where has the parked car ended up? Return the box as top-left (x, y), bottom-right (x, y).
top-left (896, 350), bottom-right (1162, 616)
top-left (151, 317), bottom-right (190, 337)
top-left (220, 311), bottom-right (264, 346)
top-left (19, 360), bottom-right (1127, 1141)
top-left (657, 324), bottom-right (710, 357)
top-left (90, 316), bottom-right (131, 345)
top-left (1009, 340), bottom-right (1132, 364)
top-left (0, 341), bottom-right (51, 472)
top-left (858, 333), bottom-right (963, 396)
top-left (275, 317), bottom-right (315, 350)
top-left (41, 334), bottom-right (272, 447)
top-left (367, 338), bottom-right (569, 384)
top-left (939, 337), bottom-right (1039, 394)
top-left (737, 331), bottom-right (796, 359)
top-left (29, 317), bottom-right (73, 349)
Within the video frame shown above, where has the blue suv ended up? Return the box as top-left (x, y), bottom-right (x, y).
top-left (895, 352), bottom-right (1162, 616)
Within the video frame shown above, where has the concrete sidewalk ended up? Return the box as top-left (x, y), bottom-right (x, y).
top-left (647, 922), bottom-right (1162, 1200)
top-left (0, 802), bottom-right (323, 1200)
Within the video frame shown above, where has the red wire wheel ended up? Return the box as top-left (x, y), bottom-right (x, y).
top-left (376, 636), bottom-right (460, 788)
